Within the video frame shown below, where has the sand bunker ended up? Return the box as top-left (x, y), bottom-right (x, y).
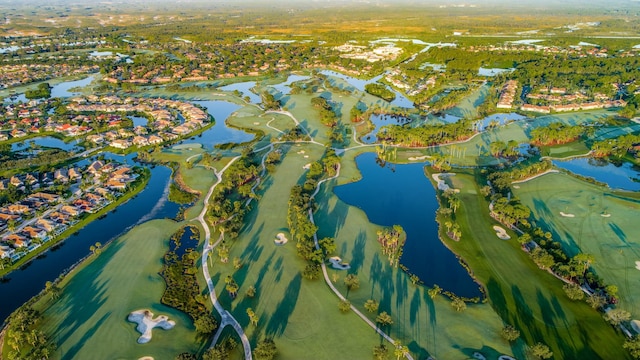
top-left (128, 309), bottom-right (175, 344)
top-left (303, 163), bottom-right (312, 170)
top-left (297, 150), bottom-right (306, 154)
top-left (274, 232), bottom-right (289, 245)
top-left (432, 173), bottom-right (458, 192)
top-left (304, 155), bottom-right (309, 158)
top-left (635, 261), bottom-right (640, 271)
top-left (493, 225), bottom-right (510, 240)
top-left (631, 320), bottom-right (640, 334)
top-left (329, 256), bottom-right (351, 270)
top-left (253, 122), bottom-right (260, 125)
top-left (560, 212), bottom-right (575, 218)
top-left (473, 352), bottom-right (486, 360)
top-left (498, 356), bottom-right (516, 360)
top-left (138, 357), bottom-right (154, 360)
top-left (408, 155), bottom-right (429, 161)
top-left (601, 213), bottom-right (611, 218)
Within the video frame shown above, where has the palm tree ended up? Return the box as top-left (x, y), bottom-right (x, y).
top-left (364, 299), bottom-right (379, 313)
top-left (376, 311), bottom-right (393, 328)
top-left (394, 341), bottom-right (409, 360)
top-left (344, 274), bottom-right (359, 296)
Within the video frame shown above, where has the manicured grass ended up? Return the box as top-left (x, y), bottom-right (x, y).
top-left (209, 142), bottom-right (396, 360)
top-left (442, 170), bottom-right (629, 359)
top-left (540, 141), bottom-right (590, 158)
top-left (35, 219), bottom-right (206, 360)
top-left (514, 172), bottom-right (640, 318)
top-left (446, 83), bottom-right (490, 119)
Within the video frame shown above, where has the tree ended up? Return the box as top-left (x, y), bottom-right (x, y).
top-left (500, 325), bottom-right (520, 342)
top-left (530, 342), bottom-right (553, 359)
top-left (194, 314), bottom-right (218, 335)
top-left (45, 281), bottom-right (61, 300)
top-left (563, 283), bottom-right (585, 301)
top-left (246, 285), bottom-right (257, 298)
top-left (376, 311), bottom-right (393, 328)
top-left (624, 336), bottom-right (640, 359)
top-left (254, 338), bottom-right (277, 360)
top-left (373, 344), bottom-right (389, 360)
top-left (587, 294), bottom-right (607, 309)
top-left (339, 299), bottom-right (351, 313)
top-left (428, 285), bottom-right (442, 299)
top-left (247, 308), bottom-right (258, 326)
top-left (365, 299), bottom-right (380, 313)
top-left (233, 257), bottom-right (242, 269)
top-left (344, 274), bottom-right (360, 295)
top-left (175, 353), bottom-right (197, 360)
top-left (604, 308), bottom-right (631, 326)
top-left (394, 341), bottom-right (409, 360)
top-left (450, 296), bottom-right (467, 312)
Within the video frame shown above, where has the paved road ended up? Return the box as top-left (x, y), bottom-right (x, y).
top-left (196, 156), bottom-right (253, 360)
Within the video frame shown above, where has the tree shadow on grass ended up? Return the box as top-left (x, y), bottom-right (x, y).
top-left (61, 311), bottom-right (111, 360)
top-left (264, 274), bottom-right (302, 338)
top-left (457, 345), bottom-right (504, 360)
top-left (348, 231), bottom-right (366, 275)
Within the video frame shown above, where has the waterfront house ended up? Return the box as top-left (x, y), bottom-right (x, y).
top-left (61, 205), bottom-right (82, 217)
top-left (21, 226), bottom-right (47, 240)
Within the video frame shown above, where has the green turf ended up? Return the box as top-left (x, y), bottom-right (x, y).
top-left (446, 83), bottom-right (489, 119)
top-left (514, 171), bottom-right (640, 319)
top-left (444, 171), bottom-right (629, 359)
top-left (36, 219), bottom-right (205, 360)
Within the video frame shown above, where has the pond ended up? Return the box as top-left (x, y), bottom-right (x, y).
top-left (11, 136), bottom-right (82, 152)
top-left (0, 156), bottom-right (180, 322)
top-left (218, 81), bottom-right (262, 104)
top-left (131, 115), bottom-right (148, 127)
top-left (50, 75), bottom-right (95, 98)
top-left (334, 152), bottom-right (482, 298)
top-left (361, 113), bottom-right (411, 144)
top-left (553, 157), bottom-right (640, 192)
top-left (270, 74), bottom-right (311, 95)
top-left (319, 70), bottom-right (413, 108)
top-left (181, 100), bottom-right (254, 149)
top-left (478, 67), bottom-right (515, 77)
top-left (170, 226), bottom-right (199, 257)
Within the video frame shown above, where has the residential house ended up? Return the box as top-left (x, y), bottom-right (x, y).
top-left (60, 205), bottom-right (82, 217)
top-left (21, 226), bottom-right (47, 241)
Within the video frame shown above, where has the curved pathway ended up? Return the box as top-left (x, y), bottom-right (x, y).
top-left (308, 164), bottom-right (414, 360)
top-left (196, 156), bottom-right (253, 359)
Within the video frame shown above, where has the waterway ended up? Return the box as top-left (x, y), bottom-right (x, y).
top-left (11, 136), bottom-right (82, 152)
top-left (0, 158), bottom-right (180, 322)
top-left (334, 152), bottom-right (482, 298)
top-left (218, 82), bottom-right (261, 104)
top-left (181, 100), bottom-right (254, 149)
top-left (319, 70), bottom-right (413, 108)
top-left (361, 113), bottom-right (411, 144)
top-left (553, 157), bottom-right (640, 191)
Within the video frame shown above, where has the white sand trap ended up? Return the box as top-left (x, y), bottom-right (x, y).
top-left (635, 261), bottom-right (640, 271)
top-left (473, 352), bottom-right (486, 360)
top-left (138, 357), bottom-right (154, 360)
top-left (493, 225), bottom-right (510, 240)
top-left (329, 256), bottom-right (351, 270)
top-left (303, 163), bottom-right (312, 170)
top-left (560, 212), bottom-right (575, 218)
top-left (631, 320), bottom-right (640, 334)
top-left (512, 185), bottom-right (520, 189)
top-left (304, 155), bottom-right (309, 158)
top-left (274, 232), bottom-right (289, 245)
top-left (253, 122), bottom-right (260, 125)
top-left (498, 356), bottom-right (516, 360)
top-left (408, 155), bottom-right (429, 161)
top-left (128, 309), bottom-right (175, 344)
top-left (601, 213), bottom-right (611, 218)
top-left (297, 150), bottom-right (306, 154)
top-left (432, 173), bottom-right (458, 192)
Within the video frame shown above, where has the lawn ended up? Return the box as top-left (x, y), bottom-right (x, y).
top-left (444, 171), bottom-right (629, 359)
top-left (209, 142), bottom-right (393, 359)
top-left (35, 219), bottom-right (205, 360)
top-left (446, 83), bottom-right (490, 120)
top-left (514, 171), bottom-right (640, 318)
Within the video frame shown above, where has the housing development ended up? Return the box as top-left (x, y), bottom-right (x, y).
top-left (1, 1), bottom-right (640, 360)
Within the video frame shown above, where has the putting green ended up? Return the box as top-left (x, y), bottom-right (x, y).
top-left (514, 172), bottom-right (640, 317)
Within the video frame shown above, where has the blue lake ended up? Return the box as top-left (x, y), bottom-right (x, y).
top-left (0, 159), bottom-right (180, 322)
top-left (361, 114), bottom-right (411, 144)
top-left (270, 74), bottom-right (310, 95)
top-left (11, 136), bottom-right (82, 152)
top-left (553, 157), bottom-right (640, 191)
top-left (320, 70), bottom-right (413, 108)
top-left (334, 152), bottom-right (482, 298)
top-left (181, 100), bottom-right (254, 149)
top-left (218, 81), bottom-right (261, 104)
